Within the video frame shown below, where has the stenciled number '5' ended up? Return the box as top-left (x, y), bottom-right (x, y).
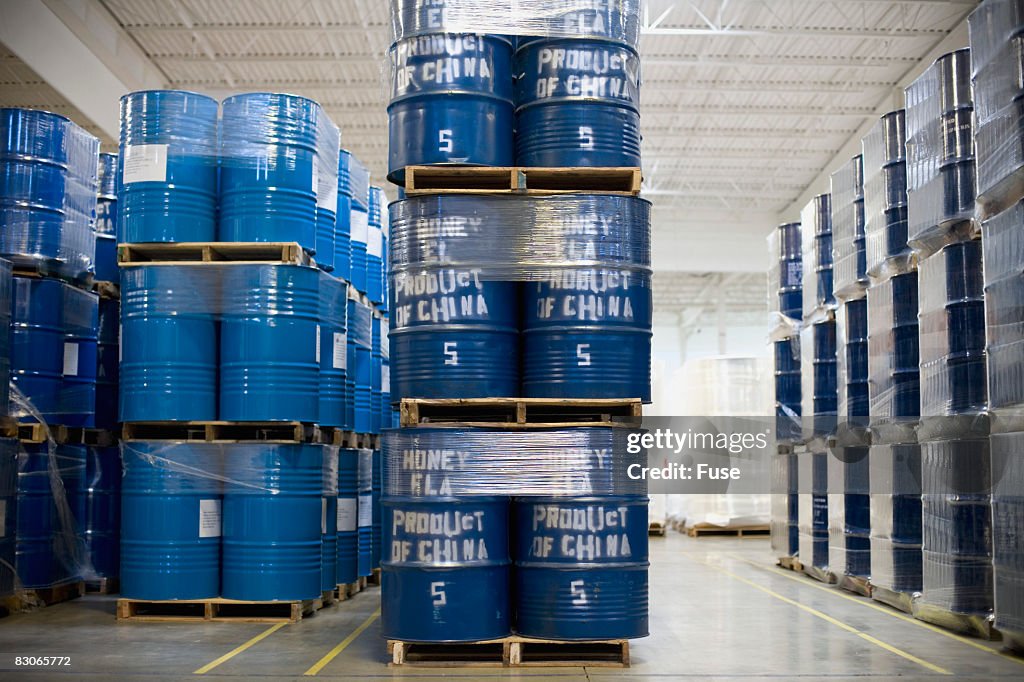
top-left (430, 581), bottom-right (447, 606)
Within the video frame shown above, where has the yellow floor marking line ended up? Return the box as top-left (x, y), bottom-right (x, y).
top-left (689, 555), bottom-right (952, 675)
top-left (303, 608), bottom-right (381, 676)
top-left (727, 552), bottom-right (1024, 667)
top-left (193, 623), bottom-right (287, 675)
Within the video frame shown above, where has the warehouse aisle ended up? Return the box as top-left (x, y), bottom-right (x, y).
top-left (0, 533), bottom-right (1021, 680)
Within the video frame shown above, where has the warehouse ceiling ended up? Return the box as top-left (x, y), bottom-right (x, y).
top-left (0, 0), bottom-right (979, 274)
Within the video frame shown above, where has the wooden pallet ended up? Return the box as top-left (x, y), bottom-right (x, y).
top-left (802, 563), bottom-right (837, 585)
top-left (336, 579), bottom-right (365, 602)
top-left (648, 523), bottom-right (667, 537)
top-left (324, 429), bottom-right (381, 450)
top-left (388, 636), bottom-right (629, 667)
top-left (777, 556), bottom-right (802, 572)
top-left (93, 281), bottom-right (120, 300)
top-left (911, 601), bottom-right (999, 640)
top-left (321, 589), bottom-right (338, 607)
top-left (122, 420), bottom-right (320, 443)
top-left (834, 574), bottom-right (872, 598)
top-left (400, 398), bottom-right (642, 428)
top-left (404, 165), bottom-right (642, 196)
top-left (17, 424), bottom-right (119, 446)
top-left (686, 524), bottom-right (770, 538)
top-left (2, 581), bottom-right (85, 611)
top-left (116, 596), bottom-right (322, 623)
top-left (367, 568), bottom-right (382, 586)
top-left (11, 263), bottom-right (93, 290)
top-left (85, 577), bottom-right (120, 595)
top-left (0, 417), bottom-right (18, 440)
top-left (869, 585), bottom-right (916, 614)
top-left (118, 241), bottom-right (310, 266)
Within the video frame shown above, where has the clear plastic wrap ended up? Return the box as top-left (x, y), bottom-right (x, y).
top-left (767, 222), bottom-right (803, 339)
top-left (991, 430), bottom-right (1024, 637)
top-left (982, 200), bottom-right (1024, 420)
top-left (390, 0), bottom-right (642, 47)
top-left (867, 271), bottom-right (920, 442)
top-left (836, 297), bottom-right (870, 425)
top-left (382, 426), bottom-right (647, 496)
top-left (969, 0), bottom-right (1024, 215)
top-left (798, 451), bottom-right (828, 570)
top-left (389, 194), bottom-right (651, 280)
top-left (918, 240), bottom-right (987, 419)
top-left (799, 318), bottom-right (837, 444)
top-left (919, 436), bottom-right (993, 617)
top-left (0, 258), bottom-right (10, 418)
top-left (800, 194), bottom-right (835, 325)
top-left (831, 156), bottom-right (868, 301)
top-left (773, 335), bottom-right (802, 444)
top-left (771, 452), bottom-right (799, 557)
top-left (828, 445), bottom-right (870, 578)
top-left (0, 108), bottom-right (98, 281)
top-left (869, 441), bottom-right (922, 593)
top-left (863, 111), bottom-right (912, 280)
top-left (905, 49), bottom-right (977, 257)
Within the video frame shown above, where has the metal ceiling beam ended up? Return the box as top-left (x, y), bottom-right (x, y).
top-left (641, 104), bottom-right (876, 117)
top-left (122, 23), bottom-right (388, 34)
top-left (641, 54), bottom-right (919, 69)
top-left (642, 26), bottom-right (946, 38)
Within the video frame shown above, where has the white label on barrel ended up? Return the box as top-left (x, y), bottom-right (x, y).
top-left (368, 226), bottom-right (383, 258)
top-left (337, 497), bottom-right (357, 531)
top-left (63, 342), bottom-right (79, 376)
top-left (333, 332), bottom-right (346, 370)
top-left (316, 325), bottom-right (322, 362)
top-left (358, 493), bottom-right (372, 527)
top-left (122, 144), bottom-right (168, 184)
top-left (322, 497), bottom-right (328, 534)
top-left (199, 499), bottom-right (221, 538)
top-left (382, 365), bottom-right (390, 393)
top-left (0, 500), bottom-right (5, 536)
top-left (351, 210), bottom-right (369, 244)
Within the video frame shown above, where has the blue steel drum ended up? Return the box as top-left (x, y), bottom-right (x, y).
top-left (514, 38), bottom-right (641, 168)
top-left (843, 298), bottom-right (870, 419)
top-left (95, 298), bottom-right (119, 430)
top-left (357, 449), bottom-right (373, 577)
top-left (0, 439), bottom-right (16, 596)
top-left (810, 453), bottom-right (829, 569)
top-left (350, 302), bottom-right (373, 433)
top-left (372, 450), bottom-right (382, 569)
top-left (891, 272), bottom-right (921, 417)
top-left (322, 446), bottom-right (339, 592)
top-left (335, 149), bottom-right (354, 282)
top-left (319, 276), bottom-right (348, 428)
top-left (95, 152), bottom-right (118, 282)
top-left (219, 93), bottom-right (322, 251)
top-left (223, 443), bottom-right (323, 601)
top-left (811, 319), bottom-right (838, 418)
top-left (118, 91), bottom-right (218, 243)
top-left (60, 285), bottom-right (99, 428)
top-left (367, 186), bottom-right (385, 305)
top-left (381, 496), bottom-right (511, 642)
top-left (336, 448), bottom-right (360, 585)
top-left (513, 496), bottom-right (648, 640)
top-left (786, 454), bottom-right (800, 556)
top-left (776, 222), bottom-right (803, 320)
top-left (11, 277), bottom-right (64, 422)
top-left (0, 260), bottom-right (11, 417)
top-left (120, 266), bottom-right (217, 421)
top-left (388, 34), bottom-right (514, 181)
top-left (220, 264), bottom-right (320, 422)
top-left (350, 205), bottom-right (369, 294)
top-left (121, 442), bottom-right (221, 600)
top-left (991, 432), bottom-right (1024, 634)
top-left (315, 206), bottom-right (336, 273)
top-left (774, 337), bottom-right (802, 442)
top-left (524, 268), bottom-right (652, 401)
top-left (16, 444), bottom-right (86, 589)
top-left (865, 111), bottom-right (910, 274)
top-left (390, 267), bottom-right (519, 399)
top-left (371, 316), bottom-right (383, 433)
top-left (84, 446), bottom-right (121, 579)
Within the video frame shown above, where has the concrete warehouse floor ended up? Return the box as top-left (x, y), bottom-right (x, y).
top-left (0, 534), bottom-right (1022, 681)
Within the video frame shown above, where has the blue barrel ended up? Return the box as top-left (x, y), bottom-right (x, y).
top-left (222, 443), bottom-right (322, 600)
top-left (381, 496), bottom-right (511, 642)
top-left (809, 452), bottom-right (830, 569)
top-left (350, 205), bottom-right (369, 295)
top-left (11, 277), bottom-right (64, 422)
top-left (322, 446), bottom-right (339, 593)
top-left (351, 302), bottom-right (373, 433)
top-left (775, 222), bottom-right (803, 320)
top-left (120, 266), bottom-right (217, 421)
top-left (391, 267), bottom-right (519, 399)
top-left (335, 150), bottom-right (354, 282)
top-left (842, 298), bottom-right (870, 420)
top-left (892, 272), bottom-right (921, 418)
top-left (16, 443), bottom-right (85, 588)
top-left (371, 316), bottom-right (383, 433)
top-left (919, 240), bottom-right (986, 416)
top-left (95, 152), bottom-right (118, 282)
top-left (121, 442), bottom-right (220, 600)
top-left (357, 449), bottom-right (373, 577)
top-left (336, 448), bottom-right (360, 585)
top-left (514, 38), bottom-right (641, 167)
top-left (0, 439), bottom-right (16, 596)
top-left (870, 442), bottom-right (923, 592)
top-left (864, 110), bottom-right (910, 277)
top-left (367, 186), bottom-right (385, 305)
top-left (0, 260), bottom-right (11, 417)
top-left (60, 285), bottom-right (99, 428)
top-left (831, 155), bottom-right (867, 299)
top-left (991, 431), bottom-right (1024, 635)
top-left (219, 93), bottom-right (322, 251)
top-left (319, 276), bottom-right (349, 428)
top-left (802, 194), bottom-right (834, 311)
top-left (811, 319), bottom-right (838, 418)
top-left (513, 496), bottom-right (648, 640)
top-left (381, 323), bottom-right (392, 424)
top-left (388, 34), bottom-right (514, 181)
top-left (774, 336), bottom-right (802, 442)
top-left (118, 91), bottom-right (218, 243)
top-left (84, 445), bottom-right (121, 579)
top-left (220, 264), bottom-right (320, 422)
top-left (314, 123), bottom-right (338, 272)
top-left (372, 450), bottom-right (382, 569)
top-left (524, 268), bottom-right (652, 401)
top-left (95, 298), bottom-right (119, 430)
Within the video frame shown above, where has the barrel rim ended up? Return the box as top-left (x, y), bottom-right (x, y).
top-left (387, 89), bottom-right (515, 107)
top-left (0, 106), bottom-right (73, 126)
top-left (220, 91), bottom-right (322, 110)
top-left (514, 495), bottom-right (650, 504)
top-left (514, 96), bottom-right (640, 114)
top-left (514, 36), bottom-right (641, 57)
top-left (119, 89), bottom-right (219, 105)
top-left (383, 495), bottom-right (510, 505)
top-left (388, 32), bottom-right (515, 53)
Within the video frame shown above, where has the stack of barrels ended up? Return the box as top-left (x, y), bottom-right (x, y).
top-left (382, 0), bottom-right (649, 644)
top-left (0, 107), bottom-right (108, 596)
